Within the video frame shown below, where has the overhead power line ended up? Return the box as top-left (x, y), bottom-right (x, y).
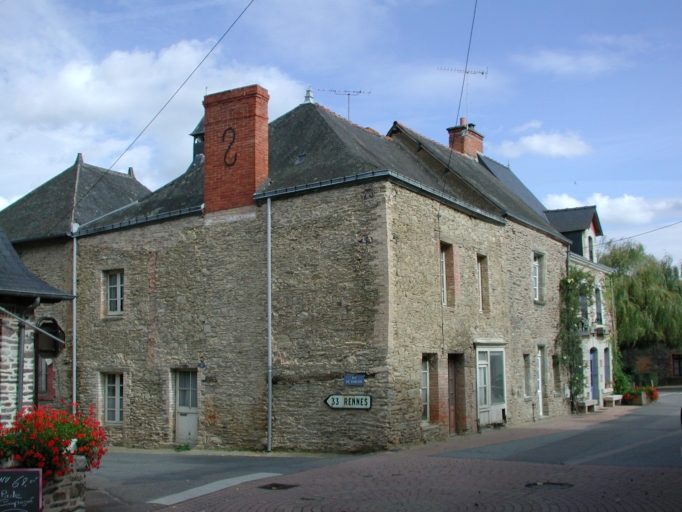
top-left (46, 0), bottom-right (257, 236)
top-left (597, 219), bottom-right (682, 246)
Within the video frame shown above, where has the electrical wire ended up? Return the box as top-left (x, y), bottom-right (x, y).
top-left (597, 219), bottom-right (682, 246)
top-left (437, 0), bottom-right (478, 354)
top-left (45, 0), bottom-right (257, 236)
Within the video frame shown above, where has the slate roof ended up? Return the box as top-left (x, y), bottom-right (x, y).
top-left (0, 154), bottom-right (151, 243)
top-left (0, 226), bottom-right (72, 303)
top-left (545, 206), bottom-right (603, 236)
top-left (16, 102), bottom-right (568, 245)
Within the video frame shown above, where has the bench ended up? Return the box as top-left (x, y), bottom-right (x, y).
top-left (603, 394), bottom-right (623, 407)
top-left (577, 399), bottom-right (598, 413)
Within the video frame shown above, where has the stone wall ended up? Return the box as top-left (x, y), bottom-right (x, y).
top-left (42, 456), bottom-right (87, 512)
top-left (0, 311), bottom-right (36, 426)
top-left (14, 239), bottom-right (74, 407)
top-left (384, 181), bottom-right (569, 443)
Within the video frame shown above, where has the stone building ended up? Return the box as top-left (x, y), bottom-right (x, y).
top-left (0, 84), bottom-right (613, 451)
top-left (0, 226), bottom-right (72, 425)
top-left (545, 206), bottom-right (616, 406)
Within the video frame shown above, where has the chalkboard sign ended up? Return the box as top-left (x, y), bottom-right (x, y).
top-left (0, 469), bottom-right (41, 512)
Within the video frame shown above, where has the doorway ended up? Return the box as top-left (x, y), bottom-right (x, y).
top-left (589, 349), bottom-right (598, 401)
top-left (175, 370), bottom-right (198, 445)
top-left (537, 349), bottom-right (544, 417)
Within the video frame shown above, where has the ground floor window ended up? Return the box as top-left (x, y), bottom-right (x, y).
top-left (104, 373), bottom-right (124, 423)
top-left (673, 354), bottom-right (682, 376)
top-left (421, 356), bottom-right (429, 421)
top-left (177, 370), bottom-right (198, 408)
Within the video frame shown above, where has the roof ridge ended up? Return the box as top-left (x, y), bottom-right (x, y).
top-left (314, 103), bottom-right (391, 140)
top-left (394, 121), bottom-right (470, 160)
top-left (545, 205), bottom-right (596, 213)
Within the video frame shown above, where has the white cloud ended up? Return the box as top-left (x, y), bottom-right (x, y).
top-left (513, 34), bottom-right (648, 76)
top-left (543, 192), bottom-right (682, 226)
top-left (494, 132), bottom-right (592, 158)
top-left (0, 1), bottom-right (305, 198)
top-left (512, 120), bottom-right (542, 133)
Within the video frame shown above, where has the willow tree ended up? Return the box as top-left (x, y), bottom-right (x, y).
top-left (599, 241), bottom-right (682, 348)
top-left (557, 267), bottom-right (594, 412)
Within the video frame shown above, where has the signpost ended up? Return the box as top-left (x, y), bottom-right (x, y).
top-left (325, 394), bottom-right (371, 410)
top-left (0, 469), bottom-right (42, 512)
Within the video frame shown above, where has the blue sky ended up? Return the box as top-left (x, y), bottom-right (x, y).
top-left (1, 0), bottom-right (681, 261)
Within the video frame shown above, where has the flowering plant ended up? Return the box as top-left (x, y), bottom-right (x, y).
top-left (623, 385), bottom-right (659, 403)
top-left (0, 405), bottom-right (107, 482)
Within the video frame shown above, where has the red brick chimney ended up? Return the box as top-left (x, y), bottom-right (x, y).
top-left (447, 117), bottom-right (484, 158)
top-left (203, 85), bottom-right (269, 213)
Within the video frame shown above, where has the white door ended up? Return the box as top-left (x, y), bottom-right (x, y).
top-left (176, 371), bottom-right (198, 444)
top-left (537, 349), bottom-right (544, 417)
top-left (477, 348), bottom-right (506, 426)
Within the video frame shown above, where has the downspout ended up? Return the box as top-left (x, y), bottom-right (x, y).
top-left (72, 226), bottom-right (79, 415)
top-left (266, 197), bottom-right (273, 452)
top-left (17, 297), bottom-right (40, 413)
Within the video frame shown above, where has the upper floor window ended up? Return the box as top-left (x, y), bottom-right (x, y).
top-left (107, 271), bottom-right (124, 315)
top-left (595, 288), bottom-right (603, 324)
top-left (477, 254), bottom-right (490, 313)
top-left (440, 242), bottom-right (456, 306)
top-left (532, 252), bottom-right (545, 303)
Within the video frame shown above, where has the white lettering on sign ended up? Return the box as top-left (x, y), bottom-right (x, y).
top-left (324, 394), bottom-right (371, 410)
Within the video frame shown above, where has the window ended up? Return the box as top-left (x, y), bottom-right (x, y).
top-left (604, 348), bottom-right (611, 386)
top-left (37, 356), bottom-right (49, 395)
top-left (477, 254), bottom-right (490, 313)
top-left (588, 236), bottom-right (594, 262)
top-left (178, 371), bottom-right (198, 409)
top-left (673, 354), bottom-right (682, 377)
top-left (107, 271), bottom-right (124, 315)
top-left (552, 355), bottom-right (562, 392)
top-left (595, 288), bottom-right (603, 324)
top-left (420, 357), bottom-right (429, 421)
top-left (439, 242), bottom-right (456, 306)
top-left (532, 253), bottom-right (545, 302)
top-left (104, 374), bottom-right (124, 423)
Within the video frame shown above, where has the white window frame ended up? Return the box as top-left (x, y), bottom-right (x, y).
top-left (104, 373), bottom-right (124, 423)
top-left (421, 357), bottom-right (429, 422)
top-left (440, 245), bottom-right (447, 306)
top-left (477, 256), bottom-right (484, 312)
top-left (107, 271), bottom-right (124, 316)
top-left (532, 256), bottom-right (540, 301)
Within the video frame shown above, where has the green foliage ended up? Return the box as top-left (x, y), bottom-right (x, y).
top-left (600, 241), bottom-right (682, 348)
top-left (174, 443), bottom-right (191, 452)
top-left (609, 340), bottom-right (631, 394)
top-left (557, 267), bottom-right (595, 411)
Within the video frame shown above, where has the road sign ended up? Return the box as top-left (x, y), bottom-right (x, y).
top-left (325, 394), bottom-right (371, 410)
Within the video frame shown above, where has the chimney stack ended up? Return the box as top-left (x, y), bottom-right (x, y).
top-left (203, 85), bottom-right (270, 213)
top-left (447, 117), bottom-right (484, 158)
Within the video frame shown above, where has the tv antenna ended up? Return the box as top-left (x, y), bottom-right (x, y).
top-left (438, 67), bottom-right (487, 121)
top-left (318, 89), bottom-right (371, 121)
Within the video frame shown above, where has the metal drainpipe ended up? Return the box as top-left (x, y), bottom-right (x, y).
top-left (72, 229), bottom-right (78, 415)
top-left (267, 198), bottom-right (273, 452)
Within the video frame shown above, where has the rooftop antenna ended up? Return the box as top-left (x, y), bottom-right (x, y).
top-left (438, 67), bottom-right (487, 122)
top-left (318, 89), bottom-right (371, 121)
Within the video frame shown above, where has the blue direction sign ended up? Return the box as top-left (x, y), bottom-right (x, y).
top-left (344, 374), bottom-right (365, 386)
top-left (325, 394), bottom-right (371, 410)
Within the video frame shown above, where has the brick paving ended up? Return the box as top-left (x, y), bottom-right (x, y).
top-left (160, 407), bottom-right (682, 511)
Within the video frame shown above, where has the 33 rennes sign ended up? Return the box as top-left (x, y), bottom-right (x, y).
top-left (324, 394), bottom-right (371, 410)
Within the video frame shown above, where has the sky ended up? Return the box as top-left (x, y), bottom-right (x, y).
top-left (1, 0), bottom-right (681, 263)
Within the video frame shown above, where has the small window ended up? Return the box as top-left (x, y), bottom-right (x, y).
top-left (104, 373), bottom-right (124, 423)
top-left (421, 356), bottom-right (429, 421)
top-left (178, 371), bottom-right (198, 408)
top-left (523, 354), bottom-right (532, 397)
top-left (673, 354), bottom-right (682, 377)
top-left (107, 271), bottom-right (124, 315)
top-left (532, 253), bottom-right (545, 302)
top-left (477, 254), bottom-right (490, 313)
top-left (552, 355), bottom-right (562, 392)
top-left (37, 356), bottom-right (50, 395)
top-left (595, 288), bottom-right (603, 324)
top-left (439, 242), bottom-right (456, 306)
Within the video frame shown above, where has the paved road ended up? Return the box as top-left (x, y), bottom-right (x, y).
top-left (87, 390), bottom-right (682, 511)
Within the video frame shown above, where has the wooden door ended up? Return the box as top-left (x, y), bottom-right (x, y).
top-left (448, 360), bottom-right (457, 435)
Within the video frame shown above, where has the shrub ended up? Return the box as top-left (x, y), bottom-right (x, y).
top-left (0, 405), bottom-right (107, 481)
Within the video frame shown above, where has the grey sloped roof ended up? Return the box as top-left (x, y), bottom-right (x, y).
top-left (478, 155), bottom-right (549, 221)
top-left (545, 206), bottom-right (603, 236)
top-left (0, 154), bottom-right (150, 243)
top-left (391, 124), bottom-right (564, 239)
top-left (84, 160), bottom-right (204, 230)
top-left (0, 226), bottom-right (72, 303)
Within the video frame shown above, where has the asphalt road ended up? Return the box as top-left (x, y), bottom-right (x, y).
top-left (437, 389), bottom-right (682, 467)
top-left (86, 390), bottom-right (682, 511)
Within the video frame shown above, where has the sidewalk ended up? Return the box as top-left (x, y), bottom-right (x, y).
top-left (161, 405), bottom-right (682, 512)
